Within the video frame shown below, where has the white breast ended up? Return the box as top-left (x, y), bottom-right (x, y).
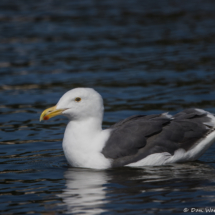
top-left (62, 121), bottom-right (112, 169)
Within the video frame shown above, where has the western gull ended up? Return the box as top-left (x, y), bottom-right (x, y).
top-left (40, 88), bottom-right (215, 169)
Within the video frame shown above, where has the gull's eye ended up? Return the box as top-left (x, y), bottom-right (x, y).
top-left (75, 97), bottom-right (81, 102)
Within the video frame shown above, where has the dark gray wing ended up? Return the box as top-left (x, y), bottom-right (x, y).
top-left (102, 108), bottom-right (213, 167)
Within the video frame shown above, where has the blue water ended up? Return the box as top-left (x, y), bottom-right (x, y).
top-left (1, 0), bottom-right (215, 214)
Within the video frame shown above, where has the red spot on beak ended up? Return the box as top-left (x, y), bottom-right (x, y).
top-left (44, 116), bottom-right (49, 120)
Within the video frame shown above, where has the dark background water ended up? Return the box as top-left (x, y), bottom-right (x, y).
top-left (1, 0), bottom-right (215, 214)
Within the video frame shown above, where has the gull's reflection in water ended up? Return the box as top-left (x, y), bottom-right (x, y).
top-left (58, 163), bottom-right (215, 214)
top-left (58, 168), bottom-right (109, 214)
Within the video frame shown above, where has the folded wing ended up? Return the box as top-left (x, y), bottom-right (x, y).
top-left (102, 108), bottom-right (213, 167)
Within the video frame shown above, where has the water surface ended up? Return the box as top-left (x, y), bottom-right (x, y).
top-left (1, 0), bottom-right (215, 214)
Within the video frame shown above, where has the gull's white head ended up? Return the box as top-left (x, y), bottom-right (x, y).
top-left (40, 88), bottom-right (104, 121)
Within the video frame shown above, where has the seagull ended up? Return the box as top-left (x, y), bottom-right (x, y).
top-left (40, 88), bottom-right (215, 169)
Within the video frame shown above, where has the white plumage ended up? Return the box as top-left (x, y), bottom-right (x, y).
top-left (40, 88), bottom-right (215, 169)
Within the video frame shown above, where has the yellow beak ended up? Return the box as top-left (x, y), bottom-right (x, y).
top-left (40, 105), bottom-right (65, 121)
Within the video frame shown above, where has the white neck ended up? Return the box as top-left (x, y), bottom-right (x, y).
top-left (62, 116), bottom-right (111, 169)
top-left (63, 116), bottom-right (102, 150)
